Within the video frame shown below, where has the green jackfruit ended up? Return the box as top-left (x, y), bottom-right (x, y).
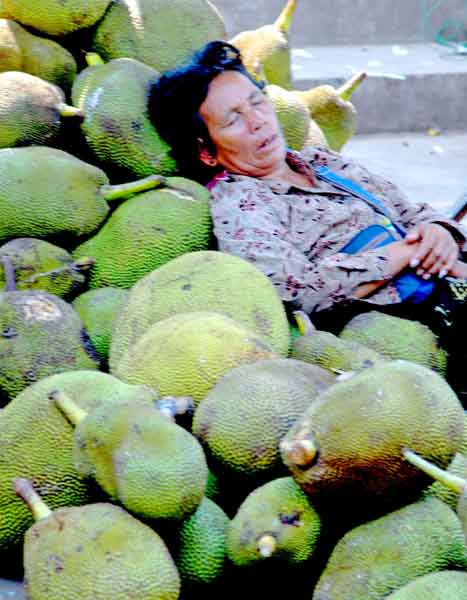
top-left (0, 71), bottom-right (83, 148)
top-left (0, 146), bottom-right (169, 245)
top-left (72, 287), bottom-right (129, 362)
top-left (0, 370), bottom-right (158, 558)
top-left (175, 497), bottom-right (229, 588)
top-left (73, 177), bottom-right (212, 289)
top-left (339, 311), bottom-right (448, 375)
top-left (266, 84), bottom-right (311, 150)
top-left (422, 452), bottom-right (467, 509)
top-left (0, 238), bottom-right (92, 298)
top-left (72, 56), bottom-right (176, 179)
top-left (313, 497), bottom-right (467, 600)
top-left (0, 290), bottom-right (100, 403)
top-left (114, 311), bottom-right (278, 405)
top-left (385, 571), bottom-right (467, 600)
top-left (15, 478), bottom-right (180, 600)
top-left (92, 0), bottom-right (226, 73)
top-left (3, 0), bottom-right (112, 36)
top-left (109, 250), bottom-right (290, 369)
top-left (193, 358), bottom-right (335, 481)
top-left (281, 361), bottom-right (465, 516)
top-left (230, 0), bottom-right (298, 89)
top-left (227, 477), bottom-right (321, 567)
top-left (0, 20), bottom-right (76, 91)
top-left (54, 392), bottom-right (208, 521)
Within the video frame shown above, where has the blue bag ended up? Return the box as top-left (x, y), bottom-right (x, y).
top-left (314, 165), bottom-right (435, 303)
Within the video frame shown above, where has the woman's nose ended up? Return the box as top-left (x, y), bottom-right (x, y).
top-left (247, 108), bottom-right (265, 132)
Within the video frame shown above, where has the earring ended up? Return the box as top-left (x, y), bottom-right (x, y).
top-left (206, 158), bottom-right (218, 167)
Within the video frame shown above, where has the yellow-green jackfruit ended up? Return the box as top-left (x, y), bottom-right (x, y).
top-left (385, 571), bottom-right (467, 600)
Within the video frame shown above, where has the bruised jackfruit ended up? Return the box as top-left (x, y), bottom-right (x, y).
top-left (73, 177), bottom-right (212, 289)
top-left (0, 291), bottom-right (99, 403)
top-left (92, 0), bottom-right (226, 73)
top-left (110, 250), bottom-right (290, 369)
top-left (15, 479), bottom-right (180, 600)
top-left (0, 370), bottom-right (159, 557)
top-left (114, 311), bottom-right (278, 405)
top-left (72, 56), bottom-right (176, 179)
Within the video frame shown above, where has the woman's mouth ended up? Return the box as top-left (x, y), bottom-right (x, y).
top-left (257, 134), bottom-right (278, 152)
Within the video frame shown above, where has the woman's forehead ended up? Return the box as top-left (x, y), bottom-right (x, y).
top-left (202, 71), bottom-right (259, 116)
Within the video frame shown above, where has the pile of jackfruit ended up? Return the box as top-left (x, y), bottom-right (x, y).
top-left (0, 1), bottom-right (466, 599)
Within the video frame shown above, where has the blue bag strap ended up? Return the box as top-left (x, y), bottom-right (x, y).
top-left (314, 165), bottom-right (406, 238)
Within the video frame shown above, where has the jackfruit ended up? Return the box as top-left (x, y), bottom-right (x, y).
top-left (72, 55), bottom-right (176, 179)
top-left (312, 497), bottom-right (467, 600)
top-left (384, 570), bottom-right (467, 600)
top-left (266, 84), bottom-right (311, 150)
top-left (0, 290), bottom-right (100, 403)
top-left (15, 478), bottom-right (180, 600)
top-left (92, 0), bottom-right (226, 73)
top-left (192, 358), bottom-right (335, 481)
top-left (293, 71), bottom-right (367, 151)
top-left (230, 0), bottom-right (298, 89)
top-left (114, 311), bottom-right (278, 405)
top-left (280, 361), bottom-right (465, 517)
top-left (0, 20), bottom-right (77, 91)
top-left (339, 311), bottom-right (447, 375)
top-left (0, 370), bottom-right (159, 559)
top-left (53, 392), bottom-right (208, 521)
top-left (109, 250), bottom-right (290, 370)
top-left (73, 177), bottom-right (212, 289)
top-left (227, 477), bottom-right (321, 567)
top-left (290, 311), bottom-right (384, 375)
top-left (0, 146), bottom-right (168, 245)
top-left (3, 0), bottom-right (112, 36)
top-left (72, 287), bottom-right (129, 363)
top-left (0, 238), bottom-right (93, 298)
top-left (174, 497), bottom-right (229, 588)
top-left (0, 71), bottom-right (83, 148)
top-left (422, 452), bottom-right (467, 509)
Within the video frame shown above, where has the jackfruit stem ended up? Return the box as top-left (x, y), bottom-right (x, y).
top-left (1, 256), bottom-right (16, 291)
top-left (85, 52), bottom-right (105, 67)
top-left (293, 310), bottom-right (316, 336)
top-left (100, 174), bottom-right (167, 202)
top-left (338, 71), bottom-right (367, 101)
top-left (155, 396), bottom-right (194, 421)
top-left (257, 534), bottom-right (277, 558)
top-left (21, 257), bottom-right (95, 285)
top-left (50, 389), bottom-right (87, 426)
top-left (280, 438), bottom-right (317, 466)
top-left (402, 448), bottom-right (466, 494)
top-left (57, 103), bottom-right (85, 119)
top-left (275, 0), bottom-right (298, 33)
top-left (13, 478), bottom-right (52, 522)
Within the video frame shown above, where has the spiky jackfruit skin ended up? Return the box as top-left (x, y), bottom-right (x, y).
top-left (0, 238), bottom-right (87, 298)
top-left (71, 58), bottom-right (176, 179)
top-left (193, 359), bottom-right (335, 480)
top-left (109, 250), bottom-right (290, 370)
top-left (0, 71), bottom-right (71, 148)
top-left (175, 497), bottom-right (229, 587)
top-left (281, 361), bottom-right (465, 514)
top-left (3, 0), bottom-right (111, 36)
top-left (114, 311), bottom-right (277, 405)
top-left (92, 0), bottom-right (226, 74)
top-left (266, 84), bottom-right (310, 150)
top-left (339, 311), bottom-right (448, 375)
top-left (421, 453), bottom-right (467, 509)
top-left (313, 498), bottom-right (467, 600)
top-left (73, 178), bottom-right (212, 289)
top-left (0, 147), bottom-right (109, 245)
top-left (73, 400), bottom-right (209, 521)
top-left (72, 287), bottom-right (129, 361)
top-left (0, 20), bottom-right (77, 91)
top-left (24, 503), bottom-right (180, 600)
top-left (385, 570), bottom-right (467, 599)
top-left (0, 371), bottom-right (158, 556)
top-left (0, 291), bottom-right (99, 403)
top-left (291, 329), bottom-right (384, 374)
top-left (227, 477), bottom-right (321, 567)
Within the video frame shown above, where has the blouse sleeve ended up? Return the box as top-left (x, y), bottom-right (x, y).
top-left (210, 179), bottom-right (396, 313)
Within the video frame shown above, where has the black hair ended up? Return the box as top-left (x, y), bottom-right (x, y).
top-left (147, 40), bottom-right (265, 184)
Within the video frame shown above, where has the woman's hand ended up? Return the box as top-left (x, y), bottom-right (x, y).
top-left (404, 223), bottom-right (459, 279)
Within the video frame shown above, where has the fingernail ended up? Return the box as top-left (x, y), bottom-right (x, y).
top-left (416, 269), bottom-right (423, 276)
top-left (439, 269), bottom-right (447, 279)
top-left (423, 273), bottom-right (431, 280)
top-left (410, 259), bottom-right (420, 268)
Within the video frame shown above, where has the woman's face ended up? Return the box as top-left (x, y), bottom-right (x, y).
top-left (199, 70), bottom-right (286, 178)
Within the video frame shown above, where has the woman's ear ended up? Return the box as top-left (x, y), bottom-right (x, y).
top-left (197, 138), bottom-right (218, 167)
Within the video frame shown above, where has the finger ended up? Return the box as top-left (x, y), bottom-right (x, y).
top-left (439, 248), bottom-right (460, 278)
top-left (411, 235), bottom-right (436, 266)
top-left (420, 239), bottom-right (452, 272)
top-left (405, 227), bottom-right (422, 243)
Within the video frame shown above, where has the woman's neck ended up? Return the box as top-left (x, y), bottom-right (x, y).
top-left (261, 161), bottom-right (315, 188)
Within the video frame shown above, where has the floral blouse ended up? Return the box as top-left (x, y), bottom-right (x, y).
top-left (208, 146), bottom-right (467, 314)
